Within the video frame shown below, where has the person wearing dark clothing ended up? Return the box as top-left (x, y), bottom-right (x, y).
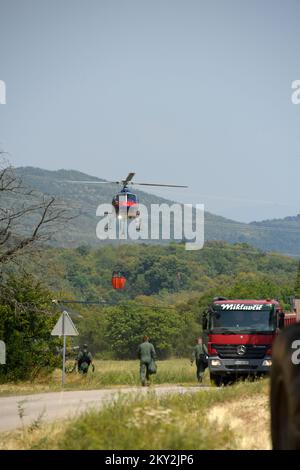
top-left (76, 344), bottom-right (94, 374)
top-left (137, 335), bottom-right (156, 386)
top-left (191, 337), bottom-right (208, 384)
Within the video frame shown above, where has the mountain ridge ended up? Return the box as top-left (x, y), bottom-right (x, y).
top-left (9, 166), bottom-right (300, 257)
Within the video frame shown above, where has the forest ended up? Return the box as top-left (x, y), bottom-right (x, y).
top-left (1, 240), bottom-right (298, 381)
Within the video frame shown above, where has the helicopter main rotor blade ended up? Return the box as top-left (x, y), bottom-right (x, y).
top-left (63, 175), bottom-right (187, 188)
top-left (122, 172), bottom-right (135, 186)
top-left (65, 180), bottom-right (120, 185)
top-left (131, 182), bottom-right (188, 188)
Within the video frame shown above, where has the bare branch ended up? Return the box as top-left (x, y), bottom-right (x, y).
top-left (0, 158), bottom-right (76, 266)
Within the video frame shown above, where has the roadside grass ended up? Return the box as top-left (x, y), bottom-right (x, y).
top-left (0, 359), bottom-right (202, 396)
top-left (0, 379), bottom-right (269, 450)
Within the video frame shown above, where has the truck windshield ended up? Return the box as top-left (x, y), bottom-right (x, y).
top-left (210, 307), bottom-right (276, 333)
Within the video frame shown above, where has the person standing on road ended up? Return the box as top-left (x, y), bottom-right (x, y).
top-left (137, 335), bottom-right (156, 386)
top-left (76, 344), bottom-right (94, 374)
top-left (191, 337), bottom-right (208, 384)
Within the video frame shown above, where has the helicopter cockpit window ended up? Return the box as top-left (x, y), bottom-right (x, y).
top-left (127, 193), bottom-right (138, 203)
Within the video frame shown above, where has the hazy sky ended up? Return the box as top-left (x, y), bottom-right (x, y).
top-left (0, 0), bottom-right (299, 222)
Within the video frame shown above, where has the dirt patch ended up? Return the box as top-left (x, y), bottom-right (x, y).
top-left (207, 394), bottom-right (271, 450)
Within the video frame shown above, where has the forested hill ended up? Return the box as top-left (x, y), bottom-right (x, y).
top-left (25, 241), bottom-right (297, 306)
top-left (13, 166), bottom-right (300, 256)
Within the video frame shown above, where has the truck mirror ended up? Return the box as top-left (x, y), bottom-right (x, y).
top-left (202, 313), bottom-right (208, 331)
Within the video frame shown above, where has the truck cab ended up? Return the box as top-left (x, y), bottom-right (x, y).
top-left (202, 298), bottom-right (293, 386)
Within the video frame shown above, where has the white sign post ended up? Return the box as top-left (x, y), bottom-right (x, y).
top-left (0, 341), bottom-right (6, 365)
top-left (51, 310), bottom-right (79, 387)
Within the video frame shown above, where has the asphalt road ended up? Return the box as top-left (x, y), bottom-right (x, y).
top-left (0, 385), bottom-right (210, 432)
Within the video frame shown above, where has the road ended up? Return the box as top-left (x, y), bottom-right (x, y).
top-left (0, 385), bottom-right (210, 432)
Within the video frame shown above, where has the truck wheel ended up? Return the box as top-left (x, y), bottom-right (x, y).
top-left (210, 373), bottom-right (223, 387)
top-left (271, 323), bottom-right (300, 449)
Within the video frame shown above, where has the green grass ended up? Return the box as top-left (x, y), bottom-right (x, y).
top-left (58, 394), bottom-right (234, 450)
top-left (1, 379), bottom-right (268, 450)
top-left (87, 359), bottom-right (201, 386)
top-left (0, 359), bottom-right (204, 396)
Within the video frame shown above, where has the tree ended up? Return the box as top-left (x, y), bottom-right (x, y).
top-left (75, 307), bottom-right (110, 355)
top-left (197, 271), bottom-right (293, 317)
top-left (105, 302), bottom-right (192, 359)
top-left (0, 275), bottom-right (60, 381)
top-left (144, 255), bottom-right (191, 294)
top-left (0, 158), bottom-right (73, 266)
top-left (0, 158), bottom-right (75, 381)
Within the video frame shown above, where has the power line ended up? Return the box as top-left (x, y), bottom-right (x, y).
top-left (54, 299), bottom-right (178, 310)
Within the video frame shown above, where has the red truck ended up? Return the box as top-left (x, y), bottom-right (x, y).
top-left (202, 297), bottom-right (297, 386)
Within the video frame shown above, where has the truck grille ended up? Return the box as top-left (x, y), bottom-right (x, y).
top-left (226, 365), bottom-right (258, 370)
top-left (214, 344), bottom-right (267, 359)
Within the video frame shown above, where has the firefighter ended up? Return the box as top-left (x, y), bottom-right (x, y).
top-left (137, 335), bottom-right (157, 386)
top-left (76, 344), bottom-right (94, 374)
top-left (191, 337), bottom-right (208, 384)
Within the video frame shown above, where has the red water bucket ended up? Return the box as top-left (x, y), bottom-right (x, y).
top-left (112, 273), bottom-right (126, 289)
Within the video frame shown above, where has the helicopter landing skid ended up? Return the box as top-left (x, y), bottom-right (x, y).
top-left (104, 211), bottom-right (141, 233)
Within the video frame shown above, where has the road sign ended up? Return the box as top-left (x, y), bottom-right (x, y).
top-left (51, 311), bottom-right (79, 387)
top-left (51, 311), bottom-right (79, 336)
top-left (0, 341), bottom-right (5, 365)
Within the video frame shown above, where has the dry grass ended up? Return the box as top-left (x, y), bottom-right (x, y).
top-left (0, 419), bottom-right (69, 450)
top-left (207, 393), bottom-right (270, 449)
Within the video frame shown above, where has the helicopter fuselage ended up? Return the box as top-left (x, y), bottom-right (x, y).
top-left (112, 188), bottom-right (139, 219)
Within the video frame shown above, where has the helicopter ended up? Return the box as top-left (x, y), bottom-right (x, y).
top-left (68, 172), bottom-right (188, 230)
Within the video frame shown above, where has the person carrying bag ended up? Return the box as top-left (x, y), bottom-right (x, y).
top-left (137, 335), bottom-right (157, 386)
